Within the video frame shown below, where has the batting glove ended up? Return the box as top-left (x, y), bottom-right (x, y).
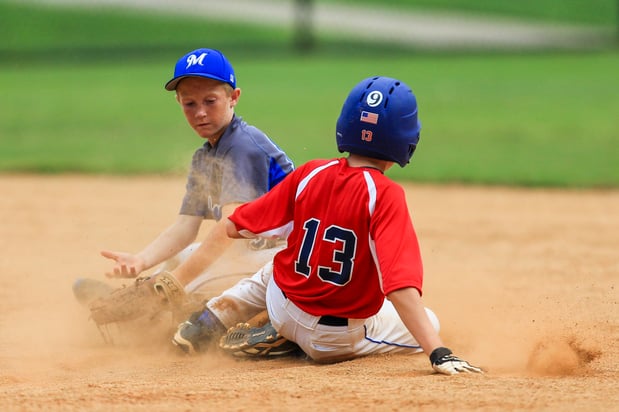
top-left (430, 347), bottom-right (483, 375)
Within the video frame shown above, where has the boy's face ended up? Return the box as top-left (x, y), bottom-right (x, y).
top-left (175, 77), bottom-right (240, 143)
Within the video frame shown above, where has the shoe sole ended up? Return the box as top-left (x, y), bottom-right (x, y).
top-left (172, 331), bottom-right (197, 355)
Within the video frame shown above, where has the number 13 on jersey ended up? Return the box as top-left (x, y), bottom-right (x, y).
top-left (294, 218), bottom-right (358, 287)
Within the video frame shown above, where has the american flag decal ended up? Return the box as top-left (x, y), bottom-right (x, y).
top-left (360, 111), bottom-right (378, 124)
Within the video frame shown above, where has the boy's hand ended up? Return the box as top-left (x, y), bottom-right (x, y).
top-left (430, 347), bottom-right (484, 375)
top-left (101, 250), bottom-right (145, 278)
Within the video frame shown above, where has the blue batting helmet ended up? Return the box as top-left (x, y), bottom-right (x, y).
top-left (336, 76), bottom-right (421, 167)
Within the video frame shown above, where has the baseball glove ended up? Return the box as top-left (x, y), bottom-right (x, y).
top-left (88, 271), bottom-right (189, 327)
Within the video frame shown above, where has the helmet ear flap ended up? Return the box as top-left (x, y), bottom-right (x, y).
top-left (407, 143), bottom-right (416, 162)
top-left (406, 133), bottom-right (420, 164)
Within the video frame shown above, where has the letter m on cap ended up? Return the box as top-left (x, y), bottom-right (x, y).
top-left (186, 52), bottom-right (207, 69)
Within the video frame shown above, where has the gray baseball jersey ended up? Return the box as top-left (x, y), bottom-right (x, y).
top-left (180, 115), bottom-right (294, 220)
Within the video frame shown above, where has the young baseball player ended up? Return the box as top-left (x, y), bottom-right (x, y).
top-left (173, 76), bottom-right (482, 375)
top-left (100, 48), bottom-right (294, 294)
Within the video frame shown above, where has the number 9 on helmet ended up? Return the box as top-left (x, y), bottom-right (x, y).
top-left (335, 76), bottom-right (421, 168)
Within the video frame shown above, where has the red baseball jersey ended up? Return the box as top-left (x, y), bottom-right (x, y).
top-left (229, 158), bottom-right (424, 319)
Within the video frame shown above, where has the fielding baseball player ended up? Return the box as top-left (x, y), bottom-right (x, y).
top-left (81, 49), bottom-right (294, 331)
top-left (172, 76), bottom-right (483, 375)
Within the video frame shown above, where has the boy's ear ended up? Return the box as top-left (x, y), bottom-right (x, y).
top-left (175, 92), bottom-right (180, 103)
top-left (231, 88), bottom-right (241, 106)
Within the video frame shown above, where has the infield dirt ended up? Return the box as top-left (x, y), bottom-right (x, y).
top-left (0, 175), bottom-right (617, 411)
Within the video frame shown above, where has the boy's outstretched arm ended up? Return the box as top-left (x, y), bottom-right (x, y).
top-left (388, 287), bottom-right (483, 375)
top-left (171, 203), bottom-right (241, 286)
top-left (101, 214), bottom-right (202, 278)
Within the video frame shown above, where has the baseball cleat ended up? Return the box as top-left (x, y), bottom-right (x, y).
top-left (172, 310), bottom-right (225, 355)
top-left (219, 321), bottom-right (302, 357)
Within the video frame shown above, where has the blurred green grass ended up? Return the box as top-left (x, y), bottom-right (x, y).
top-left (320, 0), bottom-right (618, 26)
top-left (0, 1), bottom-right (292, 58)
top-left (1, 1), bottom-right (618, 187)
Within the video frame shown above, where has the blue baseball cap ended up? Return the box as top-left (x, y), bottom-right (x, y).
top-left (164, 48), bottom-right (236, 91)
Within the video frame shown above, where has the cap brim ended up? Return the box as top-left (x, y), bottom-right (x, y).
top-left (164, 74), bottom-right (231, 91)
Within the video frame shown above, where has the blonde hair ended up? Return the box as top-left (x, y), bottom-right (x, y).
top-left (175, 77), bottom-right (236, 97)
top-left (221, 83), bottom-right (234, 96)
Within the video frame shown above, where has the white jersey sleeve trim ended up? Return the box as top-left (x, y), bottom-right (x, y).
top-left (238, 222), bottom-right (293, 240)
top-left (362, 170), bottom-right (377, 216)
top-left (295, 160), bottom-right (340, 200)
top-left (363, 171), bottom-right (383, 293)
